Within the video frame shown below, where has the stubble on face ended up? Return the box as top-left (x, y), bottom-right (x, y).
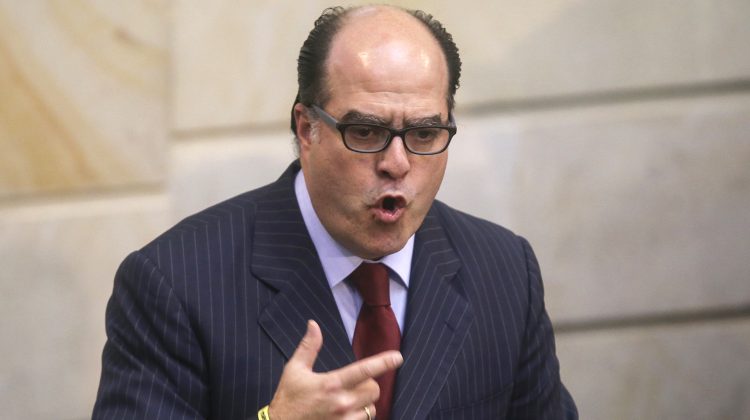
top-left (298, 6), bottom-right (450, 259)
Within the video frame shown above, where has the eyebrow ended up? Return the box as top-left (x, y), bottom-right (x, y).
top-left (340, 110), bottom-right (389, 125)
top-left (339, 110), bottom-right (446, 127)
top-left (406, 115), bottom-right (444, 127)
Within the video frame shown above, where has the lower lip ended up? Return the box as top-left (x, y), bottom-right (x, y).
top-left (372, 207), bottom-right (405, 223)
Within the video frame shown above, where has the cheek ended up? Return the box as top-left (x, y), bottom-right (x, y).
top-left (419, 157), bottom-right (448, 196)
top-left (316, 153), bottom-right (370, 206)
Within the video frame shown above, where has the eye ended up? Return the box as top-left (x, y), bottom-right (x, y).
top-left (410, 128), bottom-right (439, 142)
top-left (346, 125), bottom-right (388, 143)
top-left (350, 126), bottom-right (376, 139)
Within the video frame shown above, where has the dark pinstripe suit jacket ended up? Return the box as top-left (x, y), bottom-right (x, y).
top-left (94, 161), bottom-right (577, 419)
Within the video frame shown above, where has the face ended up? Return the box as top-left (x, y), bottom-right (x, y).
top-left (295, 7), bottom-right (451, 260)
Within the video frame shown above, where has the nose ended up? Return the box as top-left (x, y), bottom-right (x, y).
top-left (376, 136), bottom-right (411, 179)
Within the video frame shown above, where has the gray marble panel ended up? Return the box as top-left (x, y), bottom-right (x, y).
top-left (439, 94), bottom-right (750, 321)
top-left (0, 196), bottom-right (170, 419)
top-left (171, 1), bottom-right (750, 130)
top-left (556, 319), bottom-right (750, 420)
top-left (439, 0), bottom-right (750, 106)
top-left (169, 133), bottom-right (296, 220)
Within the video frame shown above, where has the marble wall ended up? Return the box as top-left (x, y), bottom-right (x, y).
top-left (0, 1), bottom-right (167, 197)
top-left (1, 1), bottom-right (748, 419)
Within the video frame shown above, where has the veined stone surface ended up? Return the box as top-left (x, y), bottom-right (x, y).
top-left (172, 1), bottom-right (331, 131)
top-left (169, 132), bottom-right (295, 220)
top-left (0, 1), bottom-right (168, 197)
top-left (556, 319), bottom-right (750, 420)
top-left (440, 93), bottom-right (750, 322)
top-left (171, 0), bottom-right (750, 130)
top-left (440, 0), bottom-right (750, 106)
top-left (0, 195), bottom-right (171, 419)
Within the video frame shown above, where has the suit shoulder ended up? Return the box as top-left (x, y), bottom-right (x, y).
top-left (432, 200), bottom-right (521, 241)
top-left (140, 176), bottom-right (292, 258)
top-left (429, 200), bottom-right (533, 265)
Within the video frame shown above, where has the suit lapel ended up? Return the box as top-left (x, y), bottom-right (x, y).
top-left (392, 206), bottom-right (474, 419)
top-left (251, 164), bottom-right (474, 418)
top-left (252, 162), bottom-right (354, 372)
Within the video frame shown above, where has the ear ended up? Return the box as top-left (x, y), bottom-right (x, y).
top-left (293, 103), bottom-right (315, 153)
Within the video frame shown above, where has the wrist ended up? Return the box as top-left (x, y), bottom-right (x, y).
top-left (258, 405), bottom-right (271, 420)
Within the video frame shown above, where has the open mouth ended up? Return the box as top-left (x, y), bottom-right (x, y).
top-left (383, 196), bottom-right (397, 212)
top-left (373, 195), bottom-right (406, 223)
top-left (381, 195), bottom-right (406, 213)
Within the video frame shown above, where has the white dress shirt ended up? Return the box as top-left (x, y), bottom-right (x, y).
top-left (294, 170), bottom-right (412, 342)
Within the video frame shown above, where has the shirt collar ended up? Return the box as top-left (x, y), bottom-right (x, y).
top-left (294, 170), bottom-right (413, 289)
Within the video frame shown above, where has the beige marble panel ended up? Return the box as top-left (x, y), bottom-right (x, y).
top-left (556, 319), bottom-right (750, 419)
top-left (171, 1), bottom-right (750, 131)
top-left (0, 1), bottom-right (168, 197)
top-left (439, 94), bottom-right (750, 322)
top-left (0, 195), bottom-right (171, 419)
top-left (437, 0), bottom-right (750, 106)
top-left (169, 133), bottom-right (296, 220)
top-left (171, 0), bottom-right (451, 132)
top-left (172, 1), bottom-right (326, 131)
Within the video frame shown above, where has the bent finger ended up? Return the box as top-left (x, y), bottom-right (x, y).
top-left (335, 350), bottom-right (403, 388)
top-left (351, 378), bottom-right (380, 408)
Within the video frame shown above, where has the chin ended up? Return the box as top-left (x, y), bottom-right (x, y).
top-left (345, 222), bottom-right (417, 259)
top-left (362, 239), bottom-right (408, 260)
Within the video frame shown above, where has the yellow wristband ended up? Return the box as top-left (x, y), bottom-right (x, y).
top-left (258, 405), bottom-right (271, 420)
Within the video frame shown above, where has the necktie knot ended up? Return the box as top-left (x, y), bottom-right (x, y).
top-left (350, 262), bottom-right (391, 307)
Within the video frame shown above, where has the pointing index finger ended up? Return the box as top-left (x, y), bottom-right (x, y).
top-left (335, 351), bottom-right (403, 388)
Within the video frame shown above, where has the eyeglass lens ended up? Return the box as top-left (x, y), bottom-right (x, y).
top-left (344, 125), bottom-right (450, 153)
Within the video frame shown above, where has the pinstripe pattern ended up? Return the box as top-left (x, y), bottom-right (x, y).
top-left (93, 161), bottom-right (576, 419)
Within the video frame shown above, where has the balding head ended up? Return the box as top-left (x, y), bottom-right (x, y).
top-left (324, 6), bottom-right (448, 115)
top-left (291, 5), bottom-right (461, 145)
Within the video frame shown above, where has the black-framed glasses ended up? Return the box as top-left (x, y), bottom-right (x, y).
top-left (310, 104), bottom-right (456, 155)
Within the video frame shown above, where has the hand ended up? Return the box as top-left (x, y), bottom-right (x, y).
top-left (268, 320), bottom-right (403, 419)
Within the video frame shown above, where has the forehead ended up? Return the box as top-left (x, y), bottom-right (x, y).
top-left (323, 7), bottom-right (449, 113)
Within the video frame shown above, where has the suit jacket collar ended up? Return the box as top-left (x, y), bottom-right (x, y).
top-left (392, 206), bottom-right (473, 419)
top-left (252, 162), bottom-right (474, 418)
top-left (253, 161), bottom-right (354, 372)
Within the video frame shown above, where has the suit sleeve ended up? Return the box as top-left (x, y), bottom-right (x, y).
top-left (93, 250), bottom-right (209, 419)
top-left (507, 238), bottom-right (578, 420)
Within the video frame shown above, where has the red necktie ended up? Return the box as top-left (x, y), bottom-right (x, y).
top-left (351, 263), bottom-right (401, 420)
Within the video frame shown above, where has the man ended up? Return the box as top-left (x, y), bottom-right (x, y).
top-left (94, 5), bottom-right (577, 420)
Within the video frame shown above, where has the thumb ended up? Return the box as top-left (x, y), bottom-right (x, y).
top-left (290, 319), bottom-right (323, 369)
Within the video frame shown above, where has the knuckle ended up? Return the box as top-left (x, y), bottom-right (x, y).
top-left (298, 336), bottom-right (313, 350)
top-left (321, 376), bottom-right (343, 393)
top-left (280, 362), bottom-right (296, 378)
top-left (332, 394), bottom-right (354, 414)
top-left (368, 380), bottom-right (381, 400)
top-left (359, 362), bottom-right (375, 378)
top-left (385, 355), bottom-right (400, 369)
